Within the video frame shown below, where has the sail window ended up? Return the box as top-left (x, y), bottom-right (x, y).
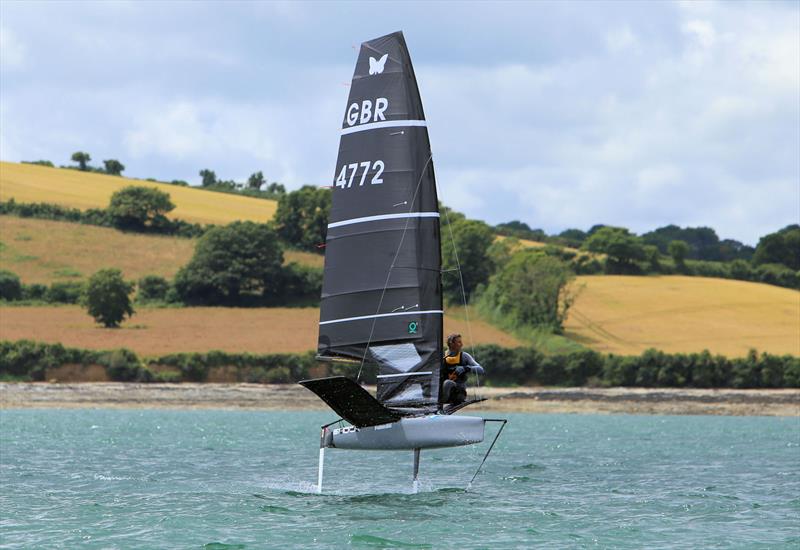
top-left (370, 343), bottom-right (422, 372)
top-left (383, 383), bottom-right (425, 403)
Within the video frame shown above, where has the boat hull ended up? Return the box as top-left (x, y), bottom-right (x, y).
top-left (327, 415), bottom-right (485, 450)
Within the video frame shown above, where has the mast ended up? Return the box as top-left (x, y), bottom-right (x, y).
top-left (317, 31), bottom-right (443, 408)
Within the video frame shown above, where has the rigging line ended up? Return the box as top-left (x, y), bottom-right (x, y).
top-left (440, 195), bottom-right (480, 400)
top-left (466, 419), bottom-right (507, 491)
top-left (356, 154), bottom-right (435, 383)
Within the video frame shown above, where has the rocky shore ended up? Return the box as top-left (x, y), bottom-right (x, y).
top-left (1, 383), bottom-right (798, 416)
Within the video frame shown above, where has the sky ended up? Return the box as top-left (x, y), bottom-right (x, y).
top-left (1, 1), bottom-right (798, 245)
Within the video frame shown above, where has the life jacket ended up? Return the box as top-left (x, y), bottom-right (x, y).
top-left (443, 352), bottom-right (469, 385)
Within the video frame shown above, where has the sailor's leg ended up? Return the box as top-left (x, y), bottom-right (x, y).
top-left (412, 448), bottom-right (421, 494)
top-left (442, 379), bottom-right (456, 403)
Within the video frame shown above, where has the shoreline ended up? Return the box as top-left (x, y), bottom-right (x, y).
top-left (1, 383), bottom-right (798, 416)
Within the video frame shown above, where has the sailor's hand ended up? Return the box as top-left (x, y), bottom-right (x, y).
top-left (455, 366), bottom-right (465, 376)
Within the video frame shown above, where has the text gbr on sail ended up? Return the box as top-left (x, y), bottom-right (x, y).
top-left (346, 98), bottom-right (388, 126)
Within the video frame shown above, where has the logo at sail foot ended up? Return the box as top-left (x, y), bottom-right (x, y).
top-left (369, 54), bottom-right (388, 75)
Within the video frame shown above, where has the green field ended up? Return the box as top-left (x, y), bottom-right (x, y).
top-left (0, 216), bottom-right (321, 284)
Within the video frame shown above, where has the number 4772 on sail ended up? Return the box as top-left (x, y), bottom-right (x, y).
top-left (335, 159), bottom-right (385, 188)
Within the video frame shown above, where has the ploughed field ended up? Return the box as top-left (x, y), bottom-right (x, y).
top-left (0, 216), bottom-right (322, 284)
top-left (0, 161), bottom-right (277, 225)
top-left (0, 306), bottom-right (522, 355)
top-left (565, 275), bottom-right (800, 357)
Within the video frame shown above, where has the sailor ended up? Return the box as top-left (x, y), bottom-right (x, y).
top-left (441, 333), bottom-right (484, 406)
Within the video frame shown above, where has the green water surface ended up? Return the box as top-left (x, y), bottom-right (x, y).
top-left (1, 410), bottom-right (798, 548)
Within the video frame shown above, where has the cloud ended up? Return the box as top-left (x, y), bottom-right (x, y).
top-left (606, 27), bottom-right (639, 54)
top-left (414, 2), bottom-right (799, 243)
top-left (0, 0), bottom-right (796, 244)
top-left (0, 27), bottom-right (25, 69)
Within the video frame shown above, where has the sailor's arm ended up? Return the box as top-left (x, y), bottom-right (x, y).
top-left (460, 352), bottom-right (485, 375)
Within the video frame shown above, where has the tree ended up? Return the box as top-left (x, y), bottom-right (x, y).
top-left (641, 225), bottom-right (751, 261)
top-left (495, 221), bottom-right (547, 242)
top-left (137, 275), bottom-right (170, 302)
top-left (103, 159), bottom-right (125, 176)
top-left (643, 244), bottom-right (661, 272)
top-left (438, 203), bottom-right (466, 226)
top-left (753, 225), bottom-right (800, 271)
top-left (84, 269), bottom-right (134, 328)
top-left (668, 240), bottom-right (690, 272)
top-left (173, 221), bottom-right (284, 304)
top-left (582, 226), bottom-right (646, 273)
top-left (0, 270), bottom-right (22, 301)
top-left (441, 219), bottom-right (495, 303)
top-left (557, 228), bottom-right (588, 248)
top-left (480, 250), bottom-right (575, 333)
top-left (71, 151), bottom-right (91, 171)
top-left (247, 171), bottom-right (266, 190)
top-left (199, 169), bottom-right (217, 187)
top-left (266, 182), bottom-right (286, 195)
top-left (108, 186), bottom-right (175, 231)
top-left (274, 185), bottom-right (331, 251)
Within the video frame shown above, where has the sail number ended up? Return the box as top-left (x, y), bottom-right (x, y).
top-left (335, 160), bottom-right (385, 188)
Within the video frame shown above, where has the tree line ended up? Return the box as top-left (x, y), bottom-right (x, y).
top-left (1, 340), bottom-right (797, 388)
top-left (22, 153), bottom-right (285, 201)
top-left (24, 152), bottom-right (126, 176)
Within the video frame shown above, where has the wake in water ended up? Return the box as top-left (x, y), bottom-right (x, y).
top-left (258, 477), bottom-right (466, 497)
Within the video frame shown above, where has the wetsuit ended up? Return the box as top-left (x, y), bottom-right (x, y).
top-left (441, 351), bottom-right (485, 405)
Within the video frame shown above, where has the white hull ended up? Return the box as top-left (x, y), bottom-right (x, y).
top-left (326, 415), bottom-right (485, 450)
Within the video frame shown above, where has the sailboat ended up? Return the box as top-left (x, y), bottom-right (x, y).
top-left (300, 31), bottom-right (506, 493)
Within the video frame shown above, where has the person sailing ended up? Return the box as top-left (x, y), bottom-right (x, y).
top-left (441, 333), bottom-right (484, 406)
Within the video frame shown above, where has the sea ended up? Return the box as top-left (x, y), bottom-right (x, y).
top-left (0, 409), bottom-right (798, 549)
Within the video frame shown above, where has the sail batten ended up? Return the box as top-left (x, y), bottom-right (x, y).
top-left (328, 211), bottom-right (439, 229)
top-left (317, 31), bottom-right (442, 407)
top-left (341, 120), bottom-right (428, 135)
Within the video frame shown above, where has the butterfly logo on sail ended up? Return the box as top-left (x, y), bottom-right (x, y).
top-left (369, 54), bottom-right (388, 75)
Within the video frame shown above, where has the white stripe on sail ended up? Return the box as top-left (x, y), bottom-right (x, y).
top-left (328, 212), bottom-right (439, 229)
top-left (341, 119), bottom-right (427, 135)
top-left (376, 371), bottom-right (433, 379)
top-left (319, 309), bottom-right (443, 325)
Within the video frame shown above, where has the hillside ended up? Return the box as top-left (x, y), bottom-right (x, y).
top-left (564, 275), bottom-right (800, 357)
top-left (0, 161), bottom-right (277, 225)
top-left (0, 216), bottom-right (322, 284)
top-left (0, 306), bottom-right (522, 355)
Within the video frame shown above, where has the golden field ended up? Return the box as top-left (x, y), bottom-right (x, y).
top-left (0, 217), bottom-right (323, 283)
top-left (0, 306), bottom-right (522, 356)
top-left (1, 275), bottom-right (795, 358)
top-left (0, 161), bottom-right (277, 225)
top-left (564, 275), bottom-right (800, 357)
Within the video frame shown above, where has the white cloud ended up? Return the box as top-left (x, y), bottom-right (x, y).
top-left (0, 27), bottom-right (25, 69)
top-left (410, 2), bottom-right (800, 243)
top-left (0, 1), bottom-right (796, 243)
top-left (682, 19), bottom-right (716, 50)
top-left (605, 27), bottom-right (639, 54)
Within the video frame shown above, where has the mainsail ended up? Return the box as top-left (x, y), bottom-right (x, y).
top-left (317, 31), bottom-right (442, 407)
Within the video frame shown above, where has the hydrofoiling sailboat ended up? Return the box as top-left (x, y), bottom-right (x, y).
top-left (299, 31), bottom-right (506, 493)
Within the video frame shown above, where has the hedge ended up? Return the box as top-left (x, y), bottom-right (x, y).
top-left (1, 340), bottom-right (797, 388)
top-left (0, 199), bottom-right (207, 238)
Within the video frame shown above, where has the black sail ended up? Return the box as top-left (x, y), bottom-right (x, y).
top-left (317, 31), bottom-right (442, 407)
